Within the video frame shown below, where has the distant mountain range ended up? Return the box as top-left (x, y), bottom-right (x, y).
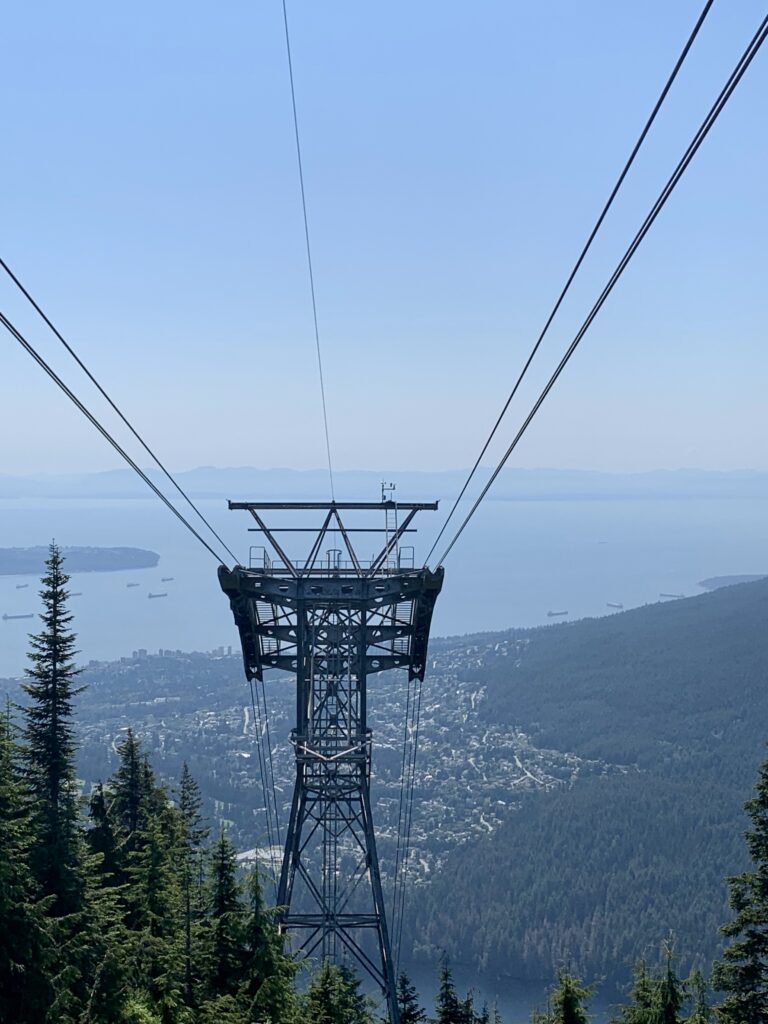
top-left (4, 465), bottom-right (768, 501)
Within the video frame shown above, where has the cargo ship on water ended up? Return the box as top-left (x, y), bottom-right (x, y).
top-left (547, 610), bottom-right (568, 618)
top-left (148, 592), bottom-right (168, 600)
top-left (3, 612), bottom-right (34, 621)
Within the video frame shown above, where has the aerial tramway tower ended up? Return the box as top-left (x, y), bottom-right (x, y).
top-left (219, 496), bottom-right (443, 1023)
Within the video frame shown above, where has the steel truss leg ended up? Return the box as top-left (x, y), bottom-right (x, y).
top-left (277, 752), bottom-right (400, 1024)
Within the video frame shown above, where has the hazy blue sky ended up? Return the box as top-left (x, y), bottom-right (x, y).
top-left (0, 1), bottom-right (766, 476)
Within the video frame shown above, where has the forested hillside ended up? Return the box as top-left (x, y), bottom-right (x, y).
top-left (412, 579), bottom-right (768, 981)
top-left (7, 559), bottom-right (768, 992)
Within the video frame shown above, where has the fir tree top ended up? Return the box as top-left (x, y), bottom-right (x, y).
top-left (20, 542), bottom-right (84, 917)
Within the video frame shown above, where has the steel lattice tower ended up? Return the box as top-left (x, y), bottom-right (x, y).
top-left (219, 498), bottom-right (443, 1024)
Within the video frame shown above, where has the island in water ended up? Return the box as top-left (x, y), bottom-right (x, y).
top-left (698, 574), bottom-right (767, 591)
top-left (0, 546), bottom-right (159, 577)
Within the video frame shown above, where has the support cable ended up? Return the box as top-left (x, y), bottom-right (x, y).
top-left (248, 677), bottom-right (279, 893)
top-left (436, 11), bottom-right (768, 567)
top-left (0, 309), bottom-right (230, 565)
top-left (425, 0), bottom-right (716, 565)
top-left (390, 672), bottom-right (415, 928)
top-left (0, 257), bottom-right (239, 565)
top-left (259, 675), bottom-right (283, 848)
top-left (394, 671), bottom-right (425, 973)
top-left (281, 0), bottom-right (335, 499)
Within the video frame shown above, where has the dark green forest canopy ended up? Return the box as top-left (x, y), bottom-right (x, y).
top-left (458, 576), bottom-right (768, 776)
top-left (414, 579), bottom-right (768, 981)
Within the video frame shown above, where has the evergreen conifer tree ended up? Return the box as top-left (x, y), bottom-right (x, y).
top-left (241, 866), bottom-right (296, 1023)
top-left (0, 708), bottom-right (52, 1023)
top-left (685, 969), bottom-right (712, 1024)
top-left (303, 960), bottom-right (340, 1024)
top-left (397, 971), bottom-right (427, 1024)
top-left (610, 960), bottom-right (656, 1024)
top-left (21, 542), bottom-right (84, 916)
top-left (531, 1008), bottom-right (552, 1024)
top-left (461, 990), bottom-right (478, 1024)
top-left (655, 942), bottom-right (684, 1024)
top-left (88, 782), bottom-right (121, 884)
top-left (549, 970), bottom-right (593, 1024)
top-left (111, 729), bottom-right (146, 849)
top-left (204, 828), bottom-right (247, 998)
top-left (176, 762), bottom-right (209, 1005)
top-left (76, 863), bottom-right (133, 1024)
top-left (713, 753), bottom-right (768, 1022)
top-left (610, 950), bottom-right (692, 1024)
top-left (435, 954), bottom-right (464, 1024)
top-left (126, 804), bottom-right (186, 1022)
top-left (17, 544), bottom-right (102, 1022)
top-left (302, 961), bottom-right (374, 1024)
top-left (337, 964), bottom-right (374, 1024)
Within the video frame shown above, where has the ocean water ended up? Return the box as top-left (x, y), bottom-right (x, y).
top-left (2, 495), bottom-right (768, 678)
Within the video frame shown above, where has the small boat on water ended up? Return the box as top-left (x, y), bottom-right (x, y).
top-left (15, 583), bottom-right (29, 590)
top-left (3, 612), bottom-right (34, 621)
top-left (606, 602), bottom-right (624, 610)
top-left (126, 582), bottom-right (140, 588)
top-left (148, 592), bottom-right (168, 600)
top-left (660, 592), bottom-right (684, 599)
top-left (547, 610), bottom-right (568, 618)
top-left (161, 576), bottom-right (175, 582)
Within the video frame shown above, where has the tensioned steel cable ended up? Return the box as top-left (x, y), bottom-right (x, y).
top-left (258, 675), bottom-right (282, 848)
top-left (436, 12), bottom-right (768, 567)
top-left (392, 677), bottom-right (418, 966)
top-left (0, 309), bottom-right (229, 565)
top-left (0, 257), bottom-right (239, 565)
top-left (281, 0), bottom-right (336, 499)
top-left (390, 673), bottom-right (415, 928)
top-left (248, 677), bottom-right (279, 892)
top-left (394, 671), bottom-right (426, 972)
top-left (425, 0), bottom-right (716, 565)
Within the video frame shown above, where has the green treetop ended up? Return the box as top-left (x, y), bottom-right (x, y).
top-left (205, 828), bottom-right (247, 998)
top-left (713, 752), bottom-right (768, 1023)
top-left (397, 971), bottom-right (427, 1024)
top-left (241, 866), bottom-right (297, 1023)
top-left (302, 961), bottom-right (374, 1024)
top-left (550, 970), bottom-right (593, 1024)
top-left (0, 708), bottom-right (52, 1023)
top-left (435, 954), bottom-right (464, 1024)
top-left (176, 762), bottom-right (209, 1005)
top-left (21, 542), bottom-right (84, 916)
